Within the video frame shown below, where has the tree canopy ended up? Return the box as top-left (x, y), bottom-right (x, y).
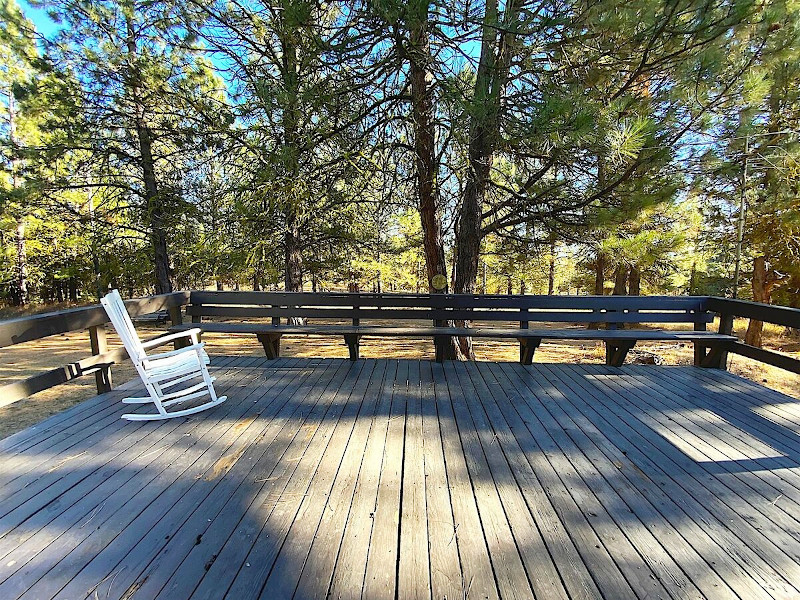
top-left (1, 0), bottom-right (798, 333)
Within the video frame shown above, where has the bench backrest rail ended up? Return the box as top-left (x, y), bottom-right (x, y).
top-left (188, 292), bottom-right (712, 325)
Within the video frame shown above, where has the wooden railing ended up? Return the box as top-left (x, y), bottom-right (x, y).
top-left (0, 292), bottom-right (189, 407)
top-left (0, 292), bottom-right (798, 405)
top-left (706, 297), bottom-right (800, 375)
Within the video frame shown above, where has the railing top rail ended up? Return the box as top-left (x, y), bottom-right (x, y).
top-left (0, 291), bottom-right (189, 348)
top-left (706, 297), bottom-right (800, 330)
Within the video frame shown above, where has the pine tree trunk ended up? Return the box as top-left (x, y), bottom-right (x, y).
top-left (628, 265), bottom-right (641, 296)
top-left (408, 2), bottom-right (448, 292)
top-left (588, 251), bottom-right (606, 330)
top-left (613, 265), bottom-right (628, 295)
top-left (407, 1), bottom-right (460, 358)
top-left (548, 239), bottom-right (556, 295)
top-left (280, 24), bottom-right (305, 326)
top-left (594, 252), bottom-right (606, 295)
top-left (8, 87), bottom-right (28, 305)
top-left (285, 216), bottom-right (303, 293)
top-left (15, 220), bottom-right (28, 305)
top-left (452, 0), bottom-right (519, 358)
top-left (126, 17), bottom-right (172, 295)
top-left (745, 256), bottom-right (769, 347)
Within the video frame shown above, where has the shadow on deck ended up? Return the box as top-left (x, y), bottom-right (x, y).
top-left (1, 356), bottom-right (800, 599)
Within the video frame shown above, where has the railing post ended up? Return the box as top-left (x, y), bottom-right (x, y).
top-left (716, 311), bottom-right (734, 370)
top-left (693, 317), bottom-right (707, 366)
top-left (519, 307), bottom-right (529, 363)
top-left (168, 305), bottom-right (186, 349)
top-left (189, 296), bottom-right (203, 344)
top-left (89, 324), bottom-right (113, 393)
top-left (191, 295), bottom-right (202, 324)
top-left (347, 297), bottom-right (361, 361)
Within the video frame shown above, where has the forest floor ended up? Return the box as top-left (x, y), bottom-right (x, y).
top-left (1, 315), bottom-right (798, 440)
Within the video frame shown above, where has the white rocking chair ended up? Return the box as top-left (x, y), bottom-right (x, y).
top-left (100, 289), bottom-right (226, 421)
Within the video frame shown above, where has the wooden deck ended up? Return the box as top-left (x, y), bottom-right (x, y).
top-left (1, 357), bottom-right (800, 599)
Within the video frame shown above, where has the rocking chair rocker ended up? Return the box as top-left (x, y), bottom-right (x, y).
top-left (100, 290), bottom-right (226, 420)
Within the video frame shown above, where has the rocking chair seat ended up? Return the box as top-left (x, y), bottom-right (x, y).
top-left (144, 346), bottom-right (211, 380)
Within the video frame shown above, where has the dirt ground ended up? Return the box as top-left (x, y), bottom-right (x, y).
top-left (1, 316), bottom-right (798, 440)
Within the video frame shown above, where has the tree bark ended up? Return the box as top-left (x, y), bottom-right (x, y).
top-left (279, 21), bottom-right (304, 308)
top-left (68, 276), bottom-right (78, 302)
top-left (405, 0), bottom-right (460, 358)
top-left (14, 220), bottom-right (28, 305)
top-left (548, 239), bottom-right (556, 295)
top-left (613, 265), bottom-right (628, 295)
top-left (452, 0), bottom-right (520, 358)
top-left (628, 265), bottom-right (641, 296)
top-left (126, 17), bottom-right (172, 294)
top-left (7, 87), bottom-right (28, 305)
top-left (284, 213), bottom-right (303, 292)
top-left (407, 0), bottom-right (448, 292)
top-left (588, 251), bottom-right (606, 329)
top-left (594, 252), bottom-right (606, 295)
top-left (745, 256), bottom-right (770, 347)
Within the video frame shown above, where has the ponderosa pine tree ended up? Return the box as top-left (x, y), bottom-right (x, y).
top-left (187, 0), bottom-right (397, 295)
top-left (32, 0), bottom-right (225, 294)
top-left (0, 0), bottom-right (39, 304)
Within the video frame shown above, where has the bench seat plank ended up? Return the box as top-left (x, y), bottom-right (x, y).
top-left (187, 305), bottom-right (714, 324)
top-left (171, 322), bottom-right (734, 342)
top-left (169, 323), bottom-right (735, 367)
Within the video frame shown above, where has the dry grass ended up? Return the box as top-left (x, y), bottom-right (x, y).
top-left (1, 316), bottom-right (797, 441)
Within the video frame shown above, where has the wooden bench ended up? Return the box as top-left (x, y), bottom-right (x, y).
top-left (170, 292), bottom-right (736, 367)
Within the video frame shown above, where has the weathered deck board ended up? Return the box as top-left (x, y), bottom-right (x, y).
top-left (1, 358), bottom-right (799, 599)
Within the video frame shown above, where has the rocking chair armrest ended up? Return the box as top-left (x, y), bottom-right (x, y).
top-left (141, 328), bottom-right (203, 349)
top-left (143, 342), bottom-right (206, 362)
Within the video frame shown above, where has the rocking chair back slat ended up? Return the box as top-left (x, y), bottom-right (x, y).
top-left (101, 290), bottom-right (146, 363)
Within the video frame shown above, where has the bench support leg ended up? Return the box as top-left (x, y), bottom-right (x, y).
top-left (696, 342), bottom-right (728, 369)
top-left (344, 334), bottom-right (360, 361)
top-left (256, 333), bottom-right (281, 359)
top-left (518, 337), bottom-right (542, 365)
top-left (434, 335), bottom-right (450, 363)
top-left (605, 340), bottom-right (636, 367)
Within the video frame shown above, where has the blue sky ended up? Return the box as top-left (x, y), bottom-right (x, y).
top-left (19, 0), bottom-right (61, 36)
